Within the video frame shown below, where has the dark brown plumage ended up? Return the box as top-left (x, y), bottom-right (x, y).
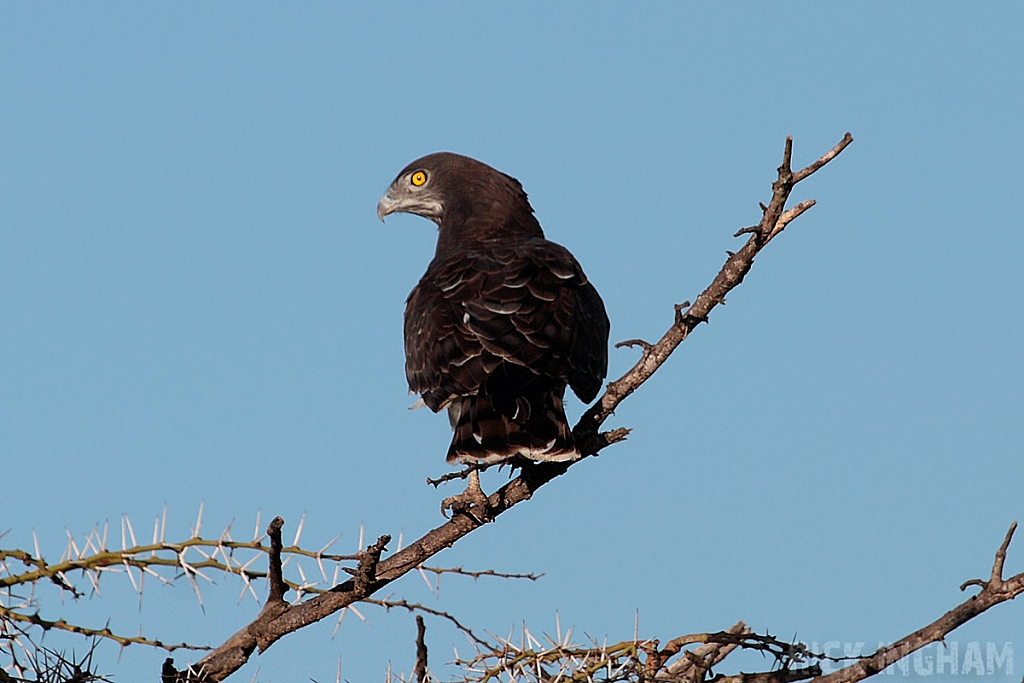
top-left (378, 152), bottom-right (609, 464)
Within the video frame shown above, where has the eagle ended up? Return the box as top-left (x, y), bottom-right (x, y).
top-left (378, 152), bottom-right (609, 465)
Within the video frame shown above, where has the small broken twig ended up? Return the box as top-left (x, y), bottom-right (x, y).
top-left (266, 517), bottom-right (286, 604)
top-left (352, 535), bottom-right (390, 595)
top-left (413, 615), bottom-right (428, 683)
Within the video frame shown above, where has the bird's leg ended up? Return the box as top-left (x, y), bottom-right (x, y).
top-left (441, 470), bottom-right (493, 522)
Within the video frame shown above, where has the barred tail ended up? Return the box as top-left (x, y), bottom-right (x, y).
top-left (445, 387), bottom-right (577, 465)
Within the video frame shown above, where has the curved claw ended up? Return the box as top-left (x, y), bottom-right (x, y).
top-left (440, 471), bottom-right (492, 523)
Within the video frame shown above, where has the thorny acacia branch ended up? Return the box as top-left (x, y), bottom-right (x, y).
top-left (435, 620), bottom-right (766, 683)
top-left (163, 134), bottom-right (856, 681)
top-left (396, 619), bottom-right (815, 683)
top-left (0, 511), bottom-right (367, 659)
top-left (0, 532), bottom-right (359, 594)
top-left (1, 513), bottom-right (527, 680)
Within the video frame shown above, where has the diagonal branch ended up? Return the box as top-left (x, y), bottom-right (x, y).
top-left (808, 522), bottom-right (1023, 683)
top-left (179, 133), bottom-right (854, 681)
top-left (574, 133), bottom-right (853, 447)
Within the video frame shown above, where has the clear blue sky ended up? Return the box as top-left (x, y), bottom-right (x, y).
top-left (2, 3), bottom-right (1022, 681)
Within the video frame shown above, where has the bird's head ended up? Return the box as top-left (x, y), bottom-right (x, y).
top-left (377, 152), bottom-right (543, 242)
top-left (377, 152), bottom-right (451, 224)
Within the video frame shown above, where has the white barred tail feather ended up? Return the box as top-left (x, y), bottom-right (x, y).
top-left (445, 383), bottom-right (578, 464)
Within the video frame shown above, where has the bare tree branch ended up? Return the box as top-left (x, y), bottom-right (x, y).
top-left (574, 133), bottom-right (853, 449)
top-left (807, 522), bottom-right (1023, 683)
top-left (417, 566), bottom-right (542, 582)
top-left (366, 597), bottom-right (488, 648)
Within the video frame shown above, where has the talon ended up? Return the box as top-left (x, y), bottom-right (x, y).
top-left (440, 471), bottom-right (492, 522)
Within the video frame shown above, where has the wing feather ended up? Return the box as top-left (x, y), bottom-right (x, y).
top-left (404, 237), bottom-right (608, 412)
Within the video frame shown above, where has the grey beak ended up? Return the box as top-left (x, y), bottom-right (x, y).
top-left (377, 190), bottom-right (399, 222)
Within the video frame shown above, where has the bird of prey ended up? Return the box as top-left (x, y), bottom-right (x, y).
top-left (378, 152), bottom-right (609, 466)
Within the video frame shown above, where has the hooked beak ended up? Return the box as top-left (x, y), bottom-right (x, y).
top-left (376, 185), bottom-right (443, 224)
top-left (377, 189), bottom-right (400, 222)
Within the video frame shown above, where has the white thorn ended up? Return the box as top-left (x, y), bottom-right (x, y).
top-left (123, 560), bottom-right (139, 594)
top-left (332, 607), bottom-right (347, 638)
top-left (348, 604), bottom-right (368, 624)
top-left (182, 564), bottom-right (205, 611)
top-left (65, 528), bottom-right (81, 559)
top-left (193, 501), bottom-right (205, 539)
top-left (319, 534), bottom-right (340, 555)
top-left (418, 565), bottom-right (434, 594)
top-left (239, 553), bottom-right (260, 573)
top-left (140, 564), bottom-right (173, 585)
top-left (125, 515), bottom-right (138, 548)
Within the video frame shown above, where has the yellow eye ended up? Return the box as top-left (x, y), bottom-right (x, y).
top-left (410, 170), bottom-right (427, 187)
